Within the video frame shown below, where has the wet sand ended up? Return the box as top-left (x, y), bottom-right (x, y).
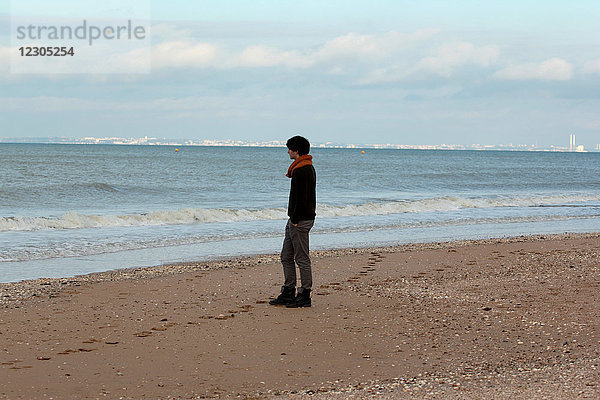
top-left (1, 233), bottom-right (599, 399)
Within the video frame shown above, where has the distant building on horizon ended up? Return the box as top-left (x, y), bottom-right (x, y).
top-left (569, 133), bottom-right (576, 151)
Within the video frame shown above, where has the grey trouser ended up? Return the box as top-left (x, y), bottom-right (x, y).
top-left (281, 219), bottom-right (314, 290)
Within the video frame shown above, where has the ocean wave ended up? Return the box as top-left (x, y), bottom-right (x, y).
top-left (0, 208), bottom-right (288, 232)
top-left (2, 193), bottom-right (600, 232)
top-left (0, 232), bottom-right (264, 262)
top-left (319, 194), bottom-right (600, 217)
top-left (2, 213), bottom-right (599, 263)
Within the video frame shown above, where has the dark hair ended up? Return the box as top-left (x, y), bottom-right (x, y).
top-left (286, 135), bottom-right (310, 155)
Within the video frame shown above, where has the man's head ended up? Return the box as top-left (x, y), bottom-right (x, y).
top-left (286, 136), bottom-right (310, 160)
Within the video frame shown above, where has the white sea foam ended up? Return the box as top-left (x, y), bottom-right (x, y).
top-left (2, 193), bottom-right (599, 232)
top-left (2, 212), bottom-right (599, 263)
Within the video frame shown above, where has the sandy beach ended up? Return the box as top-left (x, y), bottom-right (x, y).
top-left (1, 233), bottom-right (599, 399)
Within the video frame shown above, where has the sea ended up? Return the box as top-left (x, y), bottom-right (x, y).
top-left (1, 143), bottom-right (599, 283)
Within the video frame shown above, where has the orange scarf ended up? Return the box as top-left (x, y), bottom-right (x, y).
top-left (286, 154), bottom-right (313, 178)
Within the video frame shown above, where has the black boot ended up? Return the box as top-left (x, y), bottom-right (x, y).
top-left (269, 285), bottom-right (296, 306)
top-left (286, 288), bottom-right (311, 308)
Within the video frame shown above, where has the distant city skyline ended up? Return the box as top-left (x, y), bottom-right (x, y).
top-left (0, 134), bottom-right (596, 152)
top-left (1, 1), bottom-right (600, 147)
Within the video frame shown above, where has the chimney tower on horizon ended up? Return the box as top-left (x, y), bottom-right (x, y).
top-left (569, 133), bottom-right (576, 151)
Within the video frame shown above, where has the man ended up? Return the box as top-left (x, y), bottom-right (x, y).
top-left (269, 136), bottom-right (316, 308)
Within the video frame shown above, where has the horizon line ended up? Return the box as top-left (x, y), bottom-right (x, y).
top-left (0, 136), bottom-right (596, 152)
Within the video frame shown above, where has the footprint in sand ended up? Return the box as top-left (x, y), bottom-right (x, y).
top-left (134, 331), bottom-right (153, 337)
top-left (317, 285), bottom-right (332, 295)
top-left (368, 253), bottom-right (385, 267)
top-left (56, 348), bottom-right (96, 355)
top-left (215, 314), bottom-right (235, 320)
top-left (325, 282), bottom-right (344, 290)
top-left (57, 349), bottom-right (78, 355)
top-left (151, 326), bottom-right (167, 331)
top-left (9, 365), bottom-right (32, 369)
top-left (238, 305), bottom-right (254, 313)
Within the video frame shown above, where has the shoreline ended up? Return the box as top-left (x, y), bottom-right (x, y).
top-left (1, 232), bottom-right (597, 307)
top-left (1, 231), bottom-right (599, 305)
top-left (1, 232), bottom-right (599, 399)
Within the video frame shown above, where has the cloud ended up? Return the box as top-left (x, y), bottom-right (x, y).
top-left (151, 23), bottom-right (194, 40)
top-left (413, 42), bottom-right (499, 77)
top-left (151, 41), bottom-right (219, 68)
top-left (582, 58), bottom-right (600, 74)
top-left (1, 28), bottom-right (503, 86)
top-left (108, 47), bottom-right (151, 72)
top-left (493, 58), bottom-right (573, 81)
top-left (146, 29), bottom-right (442, 71)
top-left (238, 45), bottom-right (310, 68)
top-left (318, 32), bottom-right (390, 59)
top-left (0, 46), bottom-right (23, 82)
top-left (358, 41), bottom-right (499, 84)
top-left (234, 30), bottom-right (500, 84)
top-left (313, 29), bottom-right (438, 63)
top-left (2, 26), bottom-right (502, 84)
top-left (236, 30), bottom-right (438, 70)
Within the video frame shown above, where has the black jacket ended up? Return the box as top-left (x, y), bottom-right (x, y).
top-left (288, 164), bottom-right (316, 224)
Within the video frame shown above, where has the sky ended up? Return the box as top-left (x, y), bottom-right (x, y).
top-left (1, 0), bottom-right (600, 147)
